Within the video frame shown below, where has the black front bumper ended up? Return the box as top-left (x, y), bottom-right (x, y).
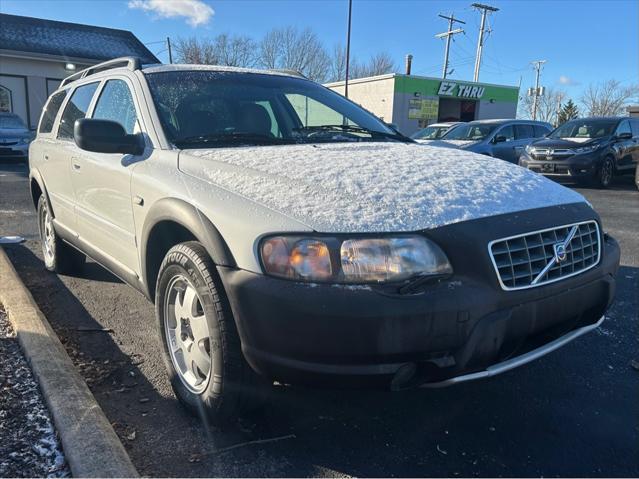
top-left (519, 152), bottom-right (602, 178)
top-left (218, 204), bottom-right (620, 389)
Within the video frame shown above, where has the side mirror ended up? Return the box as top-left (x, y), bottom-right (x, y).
top-left (493, 135), bottom-right (507, 144)
top-left (616, 132), bottom-right (633, 140)
top-left (74, 118), bottom-right (144, 155)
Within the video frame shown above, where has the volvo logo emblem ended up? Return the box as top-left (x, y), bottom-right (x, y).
top-left (554, 243), bottom-right (568, 263)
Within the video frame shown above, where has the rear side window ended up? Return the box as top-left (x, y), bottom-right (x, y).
top-left (514, 124), bottom-right (535, 140)
top-left (57, 82), bottom-right (99, 140)
top-left (92, 80), bottom-right (138, 134)
top-left (39, 91), bottom-right (67, 134)
top-left (533, 125), bottom-right (550, 137)
top-left (631, 119), bottom-right (639, 137)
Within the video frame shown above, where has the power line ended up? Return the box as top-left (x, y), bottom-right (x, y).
top-left (435, 13), bottom-right (465, 79)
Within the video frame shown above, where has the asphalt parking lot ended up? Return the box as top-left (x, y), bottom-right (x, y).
top-left (0, 158), bottom-right (637, 477)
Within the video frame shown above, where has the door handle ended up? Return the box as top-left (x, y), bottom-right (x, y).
top-left (71, 158), bottom-right (81, 171)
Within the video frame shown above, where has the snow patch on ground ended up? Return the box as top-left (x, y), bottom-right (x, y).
top-left (0, 306), bottom-right (69, 478)
top-left (186, 142), bottom-right (585, 232)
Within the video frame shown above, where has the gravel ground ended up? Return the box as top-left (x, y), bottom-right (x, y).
top-left (0, 305), bottom-right (70, 478)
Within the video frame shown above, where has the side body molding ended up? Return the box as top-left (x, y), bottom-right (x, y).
top-left (140, 198), bottom-right (236, 295)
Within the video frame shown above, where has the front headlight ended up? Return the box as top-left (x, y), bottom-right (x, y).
top-left (525, 144), bottom-right (535, 155)
top-left (17, 137), bottom-right (30, 145)
top-left (260, 235), bottom-right (452, 283)
top-left (573, 143), bottom-right (600, 154)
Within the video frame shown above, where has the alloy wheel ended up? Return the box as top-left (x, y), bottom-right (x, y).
top-left (601, 159), bottom-right (613, 186)
top-left (40, 202), bottom-right (55, 265)
top-left (164, 275), bottom-right (212, 393)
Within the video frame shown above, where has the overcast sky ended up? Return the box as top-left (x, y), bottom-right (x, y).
top-left (3, 0), bottom-right (638, 102)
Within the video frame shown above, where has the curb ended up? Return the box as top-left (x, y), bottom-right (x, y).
top-left (0, 246), bottom-right (138, 478)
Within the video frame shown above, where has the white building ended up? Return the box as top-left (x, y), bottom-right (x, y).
top-left (0, 13), bottom-right (158, 130)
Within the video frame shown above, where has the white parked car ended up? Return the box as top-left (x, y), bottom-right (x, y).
top-left (410, 121), bottom-right (462, 144)
top-left (29, 58), bottom-right (620, 425)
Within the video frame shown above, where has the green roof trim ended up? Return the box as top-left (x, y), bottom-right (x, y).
top-left (394, 75), bottom-right (519, 103)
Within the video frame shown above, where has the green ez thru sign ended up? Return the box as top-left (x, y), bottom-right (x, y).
top-left (438, 81), bottom-right (485, 99)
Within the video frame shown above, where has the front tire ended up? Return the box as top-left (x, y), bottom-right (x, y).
top-left (155, 241), bottom-right (257, 426)
top-left (595, 156), bottom-right (615, 188)
top-left (37, 195), bottom-right (85, 274)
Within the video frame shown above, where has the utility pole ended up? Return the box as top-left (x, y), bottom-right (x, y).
top-left (435, 13), bottom-right (465, 79)
top-left (344, 0), bottom-right (353, 98)
top-left (555, 90), bottom-right (564, 126)
top-left (530, 60), bottom-right (546, 120)
top-left (166, 37), bottom-right (173, 64)
top-left (471, 3), bottom-right (499, 82)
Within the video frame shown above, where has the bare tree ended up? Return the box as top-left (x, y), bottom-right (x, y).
top-left (351, 52), bottom-right (397, 79)
top-left (580, 80), bottom-right (639, 116)
top-left (328, 44), bottom-right (347, 83)
top-left (175, 37), bottom-right (218, 64)
top-left (327, 46), bottom-right (396, 82)
top-left (517, 87), bottom-right (566, 124)
top-left (175, 35), bottom-right (257, 67)
top-left (258, 27), bottom-right (330, 82)
top-left (213, 34), bottom-right (257, 67)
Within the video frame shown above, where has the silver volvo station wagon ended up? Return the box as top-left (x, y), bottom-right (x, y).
top-left (29, 57), bottom-right (620, 424)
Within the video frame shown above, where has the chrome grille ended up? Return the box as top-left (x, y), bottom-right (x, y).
top-left (489, 221), bottom-right (600, 291)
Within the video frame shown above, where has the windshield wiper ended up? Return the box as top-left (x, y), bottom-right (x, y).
top-left (174, 132), bottom-right (293, 148)
top-left (293, 124), bottom-right (410, 142)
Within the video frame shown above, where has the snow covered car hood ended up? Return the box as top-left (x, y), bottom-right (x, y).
top-left (182, 142), bottom-right (586, 233)
top-left (424, 139), bottom-right (480, 149)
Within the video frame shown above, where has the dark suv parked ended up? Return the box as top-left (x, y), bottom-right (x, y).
top-left (519, 117), bottom-right (639, 188)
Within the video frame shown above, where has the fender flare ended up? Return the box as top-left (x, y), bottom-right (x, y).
top-left (29, 168), bottom-right (53, 212)
top-left (140, 197), bottom-right (236, 292)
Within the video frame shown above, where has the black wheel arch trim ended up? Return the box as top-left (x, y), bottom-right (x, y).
top-left (140, 198), bottom-right (236, 297)
top-left (29, 168), bottom-right (53, 213)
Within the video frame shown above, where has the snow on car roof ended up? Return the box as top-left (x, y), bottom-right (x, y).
top-left (186, 142), bottom-right (586, 233)
top-left (142, 63), bottom-right (303, 78)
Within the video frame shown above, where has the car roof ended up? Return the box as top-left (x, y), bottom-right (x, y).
top-left (572, 116), bottom-right (626, 122)
top-left (141, 63), bottom-right (305, 79)
top-left (467, 119), bottom-right (547, 125)
top-left (422, 122), bottom-right (459, 128)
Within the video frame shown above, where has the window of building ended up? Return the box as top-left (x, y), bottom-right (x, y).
top-left (92, 80), bottom-right (138, 134)
top-left (0, 85), bottom-right (12, 113)
top-left (57, 82), bottom-right (99, 140)
top-left (39, 90), bottom-right (68, 134)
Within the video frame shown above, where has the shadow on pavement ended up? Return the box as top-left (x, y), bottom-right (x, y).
top-left (5, 241), bottom-right (639, 477)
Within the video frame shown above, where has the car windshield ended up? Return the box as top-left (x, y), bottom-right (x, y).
top-left (145, 71), bottom-right (406, 148)
top-left (0, 115), bottom-right (26, 129)
top-left (549, 119), bottom-right (617, 140)
top-left (410, 125), bottom-right (450, 140)
top-left (442, 123), bottom-right (498, 141)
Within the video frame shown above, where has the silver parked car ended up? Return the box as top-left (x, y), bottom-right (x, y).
top-left (410, 122), bottom-right (462, 144)
top-left (433, 119), bottom-right (552, 163)
top-left (0, 112), bottom-right (32, 160)
top-left (29, 58), bottom-right (619, 425)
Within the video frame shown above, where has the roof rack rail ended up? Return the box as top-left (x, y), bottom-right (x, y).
top-left (60, 57), bottom-right (142, 88)
top-left (271, 68), bottom-right (306, 78)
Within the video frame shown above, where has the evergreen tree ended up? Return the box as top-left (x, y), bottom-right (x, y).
top-left (557, 99), bottom-right (579, 125)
